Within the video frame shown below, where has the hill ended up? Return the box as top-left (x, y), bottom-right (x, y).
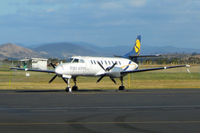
top-left (33, 42), bottom-right (200, 58)
top-left (0, 43), bottom-right (40, 60)
top-left (0, 42), bottom-right (199, 60)
top-left (142, 45), bottom-right (200, 54)
top-left (33, 42), bottom-right (103, 58)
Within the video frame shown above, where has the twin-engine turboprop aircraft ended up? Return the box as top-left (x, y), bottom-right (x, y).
top-left (11, 35), bottom-right (190, 92)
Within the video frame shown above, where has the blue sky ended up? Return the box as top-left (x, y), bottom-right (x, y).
top-left (0, 0), bottom-right (200, 48)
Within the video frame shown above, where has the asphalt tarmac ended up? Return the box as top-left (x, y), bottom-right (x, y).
top-left (0, 89), bottom-right (200, 133)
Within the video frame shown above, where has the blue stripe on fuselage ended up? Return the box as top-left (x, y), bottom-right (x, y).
top-left (123, 61), bottom-right (132, 71)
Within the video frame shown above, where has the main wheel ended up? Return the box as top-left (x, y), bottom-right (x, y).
top-left (119, 86), bottom-right (125, 90)
top-left (65, 87), bottom-right (71, 92)
top-left (72, 86), bottom-right (78, 91)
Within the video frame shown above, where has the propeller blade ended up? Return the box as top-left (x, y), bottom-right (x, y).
top-left (187, 68), bottom-right (191, 73)
top-left (110, 77), bottom-right (116, 84)
top-left (106, 62), bottom-right (117, 71)
top-left (49, 75), bottom-right (57, 83)
top-left (97, 75), bottom-right (106, 83)
top-left (97, 61), bottom-right (106, 71)
top-left (50, 63), bottom-right (56, 69)
top-left (62, 77), bottom-right (68, 84)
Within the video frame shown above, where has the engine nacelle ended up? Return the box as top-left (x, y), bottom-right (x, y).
top-left (108, 67), bottom-right (123, 78)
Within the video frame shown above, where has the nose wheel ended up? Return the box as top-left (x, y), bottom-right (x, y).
top-left (65, 78), bottom-right (72, 92)
top-left (65, 86), bottom-right (78, 92)
top-left (65, 87), bottom-right (71, 92)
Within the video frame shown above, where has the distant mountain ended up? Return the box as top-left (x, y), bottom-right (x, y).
top-left (33, 42), bottom-right (103, 58)
top-left (142, 45), bottom-right (200, 54)
top-left (33, 42), bottom-right (200, 58)
top-left (33, 42), bottom-right (132, 58)
top-left (0, 42), bottom-right (199, 60)
top-left (0, 43), bottom-right (40, 60)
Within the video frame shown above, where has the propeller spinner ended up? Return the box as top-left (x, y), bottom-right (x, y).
top-left (48, 63), bottom-right (67, 84)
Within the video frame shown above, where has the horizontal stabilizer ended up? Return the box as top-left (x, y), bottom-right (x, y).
top-left (115, 54), bottom-right (161, 58)
top-left (129, 54), bottom-right (161, 58)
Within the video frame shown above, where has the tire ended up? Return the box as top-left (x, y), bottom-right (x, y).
top-left (119, 86), bottom-right (125, 90)
top-left (72, 86), bottom-right (78, 91)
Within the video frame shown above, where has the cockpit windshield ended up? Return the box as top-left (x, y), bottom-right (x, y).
top-left (66, 58), bottom-right (73, 63)
top-left (73, 59), bottom-right (79, 63)
top-left (66, 58), bottom-right (85, 63)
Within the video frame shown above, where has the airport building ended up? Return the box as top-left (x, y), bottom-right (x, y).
top-left (20, 58), bottom-right (48, 70)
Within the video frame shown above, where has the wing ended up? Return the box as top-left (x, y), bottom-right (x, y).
top-left (121, 65), bottom-right (189, 74)
top-left (10, 67), bottom-right (55, 73)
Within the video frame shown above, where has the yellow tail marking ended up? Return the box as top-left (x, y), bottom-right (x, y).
top-left (134, 39), bottom-right (141, 54)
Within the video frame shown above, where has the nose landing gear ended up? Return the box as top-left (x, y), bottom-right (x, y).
top-left (65, 77), bottom-right (79, 92)
top-left (65, 78), bottom-right (72, 92)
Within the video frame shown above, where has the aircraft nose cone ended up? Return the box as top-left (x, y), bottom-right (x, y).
top-left (55, 65), bottom-right (63, 74)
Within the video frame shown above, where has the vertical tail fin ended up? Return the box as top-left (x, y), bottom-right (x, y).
top-left (123, 35), bottom-right (141, 58)
top-left (134, 35), bottom-right (141, 55)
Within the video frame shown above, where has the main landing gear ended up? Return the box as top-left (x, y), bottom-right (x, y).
top-left (119, 77), bottom-right (125, 91)
top-left (64, 76), bottom-right (125, 92)
top-left (72, 77), bottom-right (78, 91)
top-left (65, 77), bottom-right (79, 92)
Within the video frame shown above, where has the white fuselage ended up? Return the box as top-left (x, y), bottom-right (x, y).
top-left (55, 56), bottom-right (138, 78)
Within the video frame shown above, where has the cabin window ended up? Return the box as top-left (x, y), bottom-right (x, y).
top-left (119, 61), bottom-right (121, 65)
top-left (101, 61), bottom-right (103, 64)
top-left (105, 61), bottom-right (107, 65)
top-left (108, 61), bottom-right (111, 65)
top-left (91, 60), bottom-right (93, 64)
top-left (79, 59), bottom-right (85, 63)
top-left (112, 61), bottom-right (114, 64)
top-left (93, 60), bottom-right (96, 64)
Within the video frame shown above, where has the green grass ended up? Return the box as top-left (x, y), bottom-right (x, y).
top-left (0, 64), bottom-right (199, 90)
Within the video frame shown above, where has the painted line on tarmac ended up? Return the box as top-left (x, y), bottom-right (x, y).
top-left (0, 121), bottom-right (200, 126)
top-left (0, 105), bottom-right (200, 111)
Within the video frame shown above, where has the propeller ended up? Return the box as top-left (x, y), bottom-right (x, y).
top-left (97, 61), bottom-right (117, 84)
top-left (50, 63), bottom-right (56, 68)
top-left (49, 74), bottom-right (57, 83)
top-left (186, 65), bottom-right (191, 73)
top-left (48, 63), bottom-right (68, 84)
top-left (110, 77), bottom-right (116, 84)
top-left (97, 75), bottom-right (106, 83)
top-left (97, 62), bottom-right (106, 71)
top-left (106, 62), bottom-right (117, 71)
